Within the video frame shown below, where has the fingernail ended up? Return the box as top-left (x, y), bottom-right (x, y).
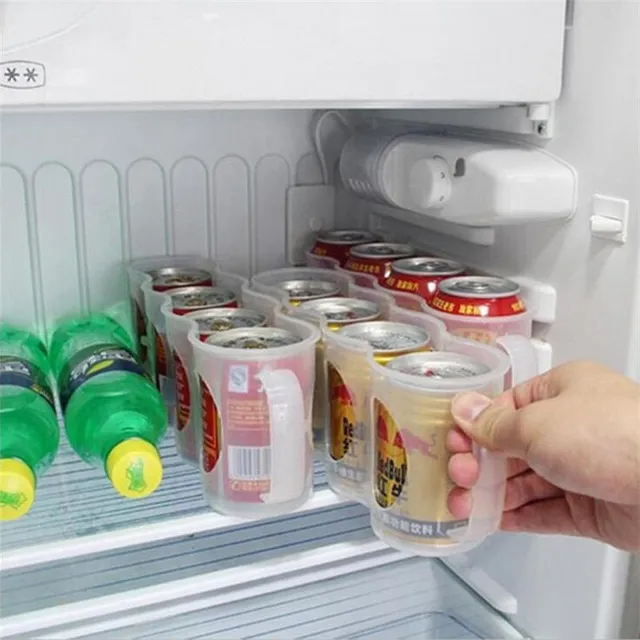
top-left (451, 392), bottom-right (492, 431)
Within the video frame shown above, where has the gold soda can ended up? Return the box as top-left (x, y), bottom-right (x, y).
top-left (297, 297), bottom-right (381, 451)
top-left (372, 352), bottom-right (490, 548)
top-left (326, 321), bottom-right (431, 503)
top-left (278, 279), bottom-right (341, 306)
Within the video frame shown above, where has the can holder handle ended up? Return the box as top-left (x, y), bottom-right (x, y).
top-left (496, 334), bottom-right (539, 387)
top-left (256, 367), bottom-right (307, 504)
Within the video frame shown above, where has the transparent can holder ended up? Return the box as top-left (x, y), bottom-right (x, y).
top-left (190, 299), bottom-right (319, 518)
top-left (375, 282), bottom-right (539, 388)
top-left (251, 266), bottom-right (354, 310)
top-left (369, 335), bottom-right (510, 556)
top-left (292, 281), bottom-right (397, 452)
top-left (153, 265), bottom-right (249, 464)
top-left (323, 303), bottom-right (448, 505)
top-left (128, 255), bottom-right (218, 402)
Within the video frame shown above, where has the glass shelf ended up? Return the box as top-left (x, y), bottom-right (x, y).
top-left (0, 431), bottom-right (334, 570)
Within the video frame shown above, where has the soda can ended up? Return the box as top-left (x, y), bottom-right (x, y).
top-left (310, 229), bottom-right (382, 266)
top-left (372, 352), bottom-right (490, 549)
top-left (149, 267), bottom-right (214, 292)
top-left (428, 275), bottom-right (527, 344)
top-left (172, 308), bottom-right (269, 462)
top-left (185, 307), bottom-right (269, 341)
top-left (278, 279), bottom-right (341, 306)
top-left (201, 327), bottom-right (307, 505)
top-left (297, 297), bottom-right (381, 450)
top-left (383, 257), bottom-right (465, 304)
top-left (327, 321), bottom-right (431, 496)
top-left (344, 243), bottom-right (414, 284)
top-left (297, 297), bottom-right (381, 331)
top-left (169, 286), bottom-right (238, 315)
top-left (337, 320), bottom-right (431, 365)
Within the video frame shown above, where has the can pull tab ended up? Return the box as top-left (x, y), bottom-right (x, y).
top-left (256, 367), bottom-right (308, 505)
top-left (496, 334), bottom-right (539, 387)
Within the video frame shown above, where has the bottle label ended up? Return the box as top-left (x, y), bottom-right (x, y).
top-left (0, 355), bottom-right (55, 411)
top-left (58, 343), bottom-right (146, 410)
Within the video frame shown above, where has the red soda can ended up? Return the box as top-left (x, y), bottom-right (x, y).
top-left (200, 327), bottom-right (309, 504)
top-left (310, 229), bottom-right (382, 266)
top-left (383, 257), bottom-right (465, 304)
top-left (173, 308), bottom-right (270, 463)
top-left (149, 266), bottom-right (213, 292)
top-left (344, 243), bottom-right (414, 285)
top-left (428, 276), bottom-right (527, 344)
top-left (185, 307), bottom-right (269, 342)
top-left (169, 286), bottom-right (238, 315)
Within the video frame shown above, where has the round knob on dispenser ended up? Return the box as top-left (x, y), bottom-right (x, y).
top-left (408, 156), bottom-right (452, 211)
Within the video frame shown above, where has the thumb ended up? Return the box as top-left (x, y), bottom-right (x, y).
top-left (451, 392), bottom-right (532, 458)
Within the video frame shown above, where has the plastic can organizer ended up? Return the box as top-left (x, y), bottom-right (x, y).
top-left (190, 309), bottom-right (319, 518)
top-left (369, 337), bottom-right (510, 556)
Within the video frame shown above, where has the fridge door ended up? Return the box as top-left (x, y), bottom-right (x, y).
top-left (0, 0), bottom-right (566, 107)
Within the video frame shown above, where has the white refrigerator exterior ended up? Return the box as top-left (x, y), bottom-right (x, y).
top-left (0, 1), bottom-right (638, 639)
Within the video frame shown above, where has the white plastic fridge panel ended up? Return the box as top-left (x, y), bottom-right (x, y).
top-left (0, 110), bottom-right (322, 336)
top-left (0, 1), bottom-right (566, 108)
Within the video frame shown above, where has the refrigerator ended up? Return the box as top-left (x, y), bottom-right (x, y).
top-left (0, 1), bottom-right (638, 638)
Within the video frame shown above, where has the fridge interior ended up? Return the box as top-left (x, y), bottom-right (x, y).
top-left (1, 1), bottom-right (639, 639)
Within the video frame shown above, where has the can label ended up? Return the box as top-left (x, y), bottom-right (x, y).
top-left (174, 350), bottom-right (190, 431)
top-left (373, 399), bottom-right (468, 543)
top-left (200, 377), bottom-right (220, 473)
top-left (58, 344), bottom-right (146, 410)
top-left (343, 257), bottom-right (385, 278)
top-left (450, 327), bottom-right (498, 345)
top-left (0, 356), bottom-right (55, 411)
top-left (220, 361), bottom-right (272, 502)
top-left (375, 400), bottom-right (407, 509)
top-left (132, 297), bottom-right (148, 363)
top-left (430, 292), bottom-right (526, 318)
top-left (328, 363), bottom-right (366, 483)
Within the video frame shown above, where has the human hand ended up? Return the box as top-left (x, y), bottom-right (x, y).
top-left (447, 361), bottom-right (640, 551)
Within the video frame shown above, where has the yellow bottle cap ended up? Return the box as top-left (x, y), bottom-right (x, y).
top-left (0, 459), bottom-right (36, 521)
top-left (106, 438), bottom-right (163, 499)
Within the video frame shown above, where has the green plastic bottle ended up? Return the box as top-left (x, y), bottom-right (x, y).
top-left (49, 314), bottom-right (168, 499)
top-left (0, 324), bottom-right (59, 520)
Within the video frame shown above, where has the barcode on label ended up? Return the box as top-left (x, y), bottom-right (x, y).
top-left (227, 446), bottom-right (271, 480)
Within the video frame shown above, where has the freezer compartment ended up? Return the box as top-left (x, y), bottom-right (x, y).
top-left (1, 542), bottom-right (525, 639)
top-left (1, 1), bottom-right (566, 108)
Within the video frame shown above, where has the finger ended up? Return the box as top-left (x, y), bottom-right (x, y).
top-left (503, 471), bottom-right (563, 511)
top-left (447, 427), bottom-right (472, 454)
top-left (448, 453), bottom-right (479, 488)
top-left (451, 392), bottom-right (559, 458)
top-left (500, 497), bottom-right (581, 536)
top-left (447, 487), bottom-right (472, 519)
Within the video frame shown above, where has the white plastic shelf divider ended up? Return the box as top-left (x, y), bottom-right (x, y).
top-left (2, 543), bottom-right (525, 640)
top-left (0, 432), bottom-right (334, 572)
